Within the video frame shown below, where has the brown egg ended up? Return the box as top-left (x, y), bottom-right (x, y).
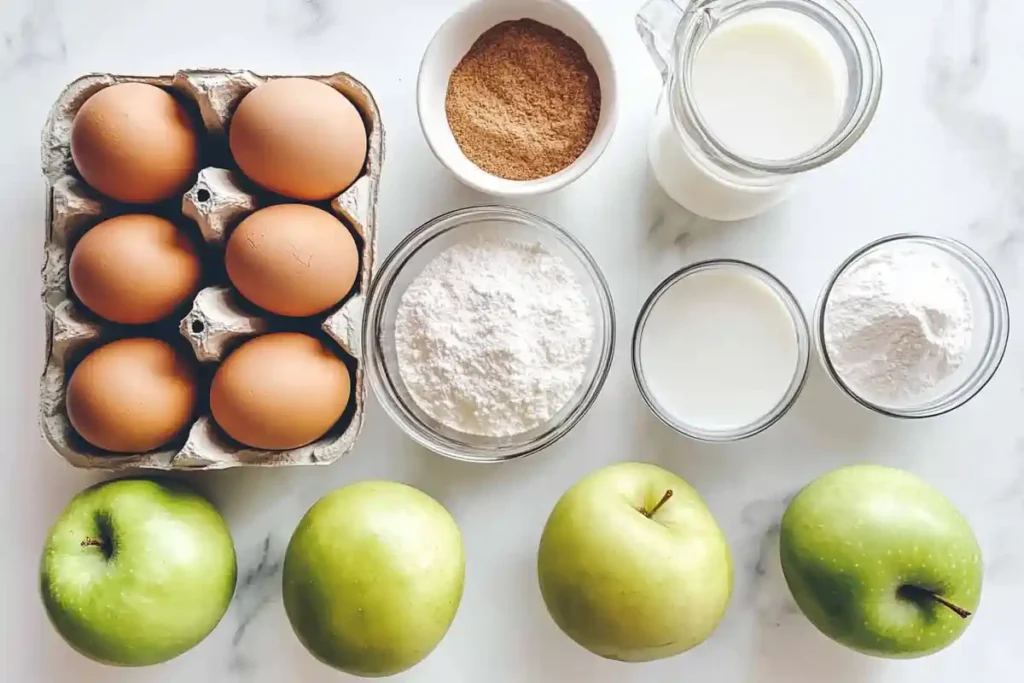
top-left (225, 204), bottom-right (359, 317)
top-left (210, 333), bottom-right (351, 450)
top-left (71, 83), bottom-right (200, 204)
top-left (70, 214), bottom-right (202, 324)
top-left (66, 338), bottom-right (197, 453)
top-left (228, 78), bottom-right (367, 200)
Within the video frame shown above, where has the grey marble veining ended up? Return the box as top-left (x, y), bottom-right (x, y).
top-left (0, 0), bottom-right (66, 80)
top-left (927, 0), bottom-right (1024, 277)
top-left (972, 439), bottom-right (1024, 582)
top-left (2, 0), bottom-right (1023, 681)
top-left (737, 495), bottom-right (798, 626)
top-left (266, 0), bottom-right (337, 38)
top-left (229, 535), bottom-right (285, 675)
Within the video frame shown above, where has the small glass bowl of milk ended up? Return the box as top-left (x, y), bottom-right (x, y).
top-left (632, 261), bottom-right (810, 441)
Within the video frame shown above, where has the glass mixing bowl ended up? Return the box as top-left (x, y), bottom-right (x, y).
top-left (363, 205), bottom-right (615, 462)
top-left (814, 234), bottom-right (1010, 418)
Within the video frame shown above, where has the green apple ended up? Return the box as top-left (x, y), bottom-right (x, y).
top-left (283, 481), bottom-right (465, 677)
top-left (537, 462), bottom-right (733, 662)
top-left (40, 478), bottom-right (237, 666)
top-left (780, 464), bottom-right (982, 658)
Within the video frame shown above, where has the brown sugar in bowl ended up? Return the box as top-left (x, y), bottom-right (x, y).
top-left (417, 0), bottom-right (618, 197)
top-left (445, 19), bottom-right (601, 182)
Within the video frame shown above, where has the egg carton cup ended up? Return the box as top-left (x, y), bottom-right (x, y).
top-left (39, 69), bottom-right (384, 470)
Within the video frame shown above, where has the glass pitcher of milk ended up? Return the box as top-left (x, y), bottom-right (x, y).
top-left (637, 0), bottom-right (881, 221)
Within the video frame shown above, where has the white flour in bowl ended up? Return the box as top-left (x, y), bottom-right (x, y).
top-left (394, 235), bottom-right (594, 437)
top-left (823, 243), bottom-right (974, 403)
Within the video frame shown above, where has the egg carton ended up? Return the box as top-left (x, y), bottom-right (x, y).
top-left (39, 69), bottom-right (384, 470)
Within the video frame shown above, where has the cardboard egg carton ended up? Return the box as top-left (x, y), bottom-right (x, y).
top-left (39, 70), bottom-right (384, 470)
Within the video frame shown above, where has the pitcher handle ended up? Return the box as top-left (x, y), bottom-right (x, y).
top-left (636, 0), bottom-right (688, 82)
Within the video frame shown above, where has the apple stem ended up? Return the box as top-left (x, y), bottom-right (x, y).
top-left (927, 594), bottom-right (973, 619)
top-left (643, 490), bottom-right (673, 518)
top-left (899, 586), bottom-right (972, 619)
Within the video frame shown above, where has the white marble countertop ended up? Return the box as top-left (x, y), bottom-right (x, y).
top-left (2, 0), bottom-right (1021, 681)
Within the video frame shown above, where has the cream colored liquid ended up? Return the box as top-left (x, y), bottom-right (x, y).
top-left (691, 9), bottom-right (845, 160)
top-left (640, 268), bottom-right (799, 431)
top-left (648, 8), bottom-right (847, 220)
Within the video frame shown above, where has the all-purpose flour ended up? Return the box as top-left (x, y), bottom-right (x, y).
top-left (823, 243), bottom-right (974, 403)
top-left (395, 236), bottom-right (594, 437)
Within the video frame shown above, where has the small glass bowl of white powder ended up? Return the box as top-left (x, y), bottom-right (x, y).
top-left (815, 234), bottom-right (1009, 418)
top-left (363, 205), bottom-right (615, 462)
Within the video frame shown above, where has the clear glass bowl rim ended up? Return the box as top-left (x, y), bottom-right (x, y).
top-left (362, 204), bottom-right (616, 463)
top-left (813, 233), bottom-right (1011, 418)
top-left (631, 259), bottom-right (811, 442)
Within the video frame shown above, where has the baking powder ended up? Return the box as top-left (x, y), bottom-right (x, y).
top-left (823, 243), bottom-right (974, 403)
top-left (395, 236), bottom-right (594, 437)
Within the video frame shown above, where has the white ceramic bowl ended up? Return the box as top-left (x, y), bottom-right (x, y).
top-left (417, 0), bottom-right (618, 196)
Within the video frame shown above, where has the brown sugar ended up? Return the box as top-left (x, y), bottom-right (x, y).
top-left (444, 19), bottom-right (602, 181)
